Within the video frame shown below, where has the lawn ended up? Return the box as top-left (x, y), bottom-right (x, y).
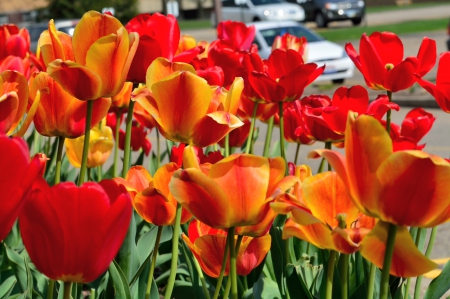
top-left (318, 18), bottom-right (448, 42)
top-left (366, 1), bottom-right (449, 13)
top-left (178, 19), bottom-right (211, 30)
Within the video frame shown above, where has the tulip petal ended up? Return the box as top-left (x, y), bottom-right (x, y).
top-left (282, 218), bottom-right (335, 250)
top-left (360, 221), bottom-right (437, 277)
top-left (47, 60), bottom-right (103, 100)
top-left (237, 234), bottom-right (271, 276)
top-left (146, 57), bottom-right (196, 88)
top-left (192, 111), bottom-right (243, 147)
top-left (133, 186), bottom-right (176, 226)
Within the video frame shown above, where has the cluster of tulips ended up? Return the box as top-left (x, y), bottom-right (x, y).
top-left (2, 8), bottom-right (450, 299)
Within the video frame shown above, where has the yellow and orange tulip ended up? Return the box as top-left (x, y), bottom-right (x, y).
top-left (114, 165), bottom-right (192, 226)
top-left (65, 125), bottom-right (114, 168)
top-left (170, 152), bottom-right (298, 229)
top-left (0, 70), bottom-right (28, 135)
top-left (44, 11), bottom-right (139, 100)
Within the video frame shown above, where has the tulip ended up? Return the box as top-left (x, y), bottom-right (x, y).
top-left (125, 13), bottom-right (201, 83)
top-left (46, 11), bottom-right (139, 100)
top-left (310, 113), bottom-right (450, 228)
top-left (114, 165), bottom-right (192, 226)
top-left (0, 134), bottom-right (44, 241)
top-left (117, 121), bottom-right (152, 156)
top-left (182, 219), bottom-right (271, 277)
top-left (20, 179), bottom-right (132, 283)
top-left (65, 126), bottom-right (114, 168)
top-left (29, 72), bottom-right (111, 138)
top-left (216, 21), bottom-right (256, 52)
top-left (416, 52), bottom-right (450, 112)
top-left (345, 32), bottom-right (436, 92)
top-left (170, 144), bottom-right (223, 167)
top-left (137, 58), bottom-right (243, 147)
top-left (218, 119), bottom-right (252, 148)
top-left (132, 86), bottom-right (158, 129)
top-left (0, 70), bottom-right (28, 135)
top-left (282, 103), bottom-right (315, 145)
top-left (170, 153), bottom-right (298, 229)
top-left (272, 33), bottom-right (308, 62)
top-left (111, 81), bottom-right (133, 110)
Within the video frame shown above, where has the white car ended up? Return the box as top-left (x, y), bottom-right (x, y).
top-left (251, 21), bottom-right (354, 84)
top-left (212, 0), bottom-right (305, 27)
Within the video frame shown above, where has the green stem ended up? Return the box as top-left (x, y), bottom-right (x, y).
top-left (245, 103), bottom-right (258, 155)
top-left (223, 277), bottom-right (231, 299)
top-left (55, 136), bottom-right (65, 185)
top-left (340, 254), bottom-right (349, 299)
top-left (33, 129), bottom-right (41, 156)
top-left (47, 279), bottom-right (55, 299)
top-left (386, 91), bottom-right (392, 135)
top-left (146, 226), bottom-right (163, 299)
top-left (414, 227), bottom-right (438, 299)
top-left (122, 100), bottom-right (135, 177)
top-left (326, 250), bottom-right (337, 299)
top-left (224, 134), bottom-right (230, 157)
top-left (164, 203), bottom-right (183, 299)
top-left (88, 168), bottom-right (92, 181)
top-left (380, 223), bottom-right (398, 299)
top-left (192, 253), bottom-right (212, 299)
top-left (263, 116), bottom-right (274, 157)
top-left (90, 289), bottom-right (96, 299)
top-left (97, 166), bottom-right (102, 181)
top-left (366, 263), bottom-right (376, 299)
top-left (156, 129), bottom-right (160, 169)
top-left (212, 233), bottom-right (231, 299)
top-left (78, 100), bottom-right (94, 186)
top-left (406, 227), bottom-right (424, 297)
top-left (45, 136), bottom-right (51, 156)
top-left (325, 142), bottom-right (332, 171)
top-left (278, 102), bottom-right (286, 163)
top-left (229, 227), bottom-right (238, 299)
top-left (63, 282), bottom-right (72, 299)
top-left (294, 142), bottom-right (300, 165)
top-left (113, 109), bottom-right (122, 178)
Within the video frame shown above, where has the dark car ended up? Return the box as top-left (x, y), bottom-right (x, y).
top-left (286, 0), bottom-right (365, 28)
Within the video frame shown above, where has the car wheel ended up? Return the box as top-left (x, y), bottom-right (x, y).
top-left (253, 17), bottom-right (260, 22)
top-left (332, 79), bottom-right (345, 84)
top-left (351, 17), bottom-right (363, 26)
top-left (315, 12), bottom-right (328, 28)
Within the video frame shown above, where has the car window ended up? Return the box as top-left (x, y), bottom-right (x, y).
top-left (251, 0), bottom-right (284, 5)
top-left (260, 26), bottom-right (323, 46)
top-left (222, 0), bottom-right (238, 7)
top-left (27, 25), bottom-right (47, 42)
top-left (58, 26), bottom-right (76, 36)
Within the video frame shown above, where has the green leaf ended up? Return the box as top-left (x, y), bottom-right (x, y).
top-left (117, 212), bottom-right (140, 283)
top-left (108, 260), bottom-right (132, 299)
top-left (0, 276), bottom-right (16, 299)
top-left (269, 226), bottom-right (287, 299)
top-left (136, 226), bottom-right (173, 262)
top-left (285, 264), bottom-right (313, 299)
top-left (424, 259), bottom-right (450, 299)
top-left (4, 245), bottom-right (28, 296)
top-left (253, 276), bottom-right (282, 299)
top-left (170, 281), bottom-right (195, 299)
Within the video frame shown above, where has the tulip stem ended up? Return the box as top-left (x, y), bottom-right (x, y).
top-left (55, 136), bottom-right (65, 185)
top-left (414, 226), bottom-right (438, 299)
top-left (245, 103), bottom-right (259, 154)
top-left (89, 288), bottom-right (95, 299)
top-left (380, 222), bottom-right (398, 299)
top-left (192, 252), bottom-right (212, 299)
top-left (224, 134), bottom-right (230, 157)
top-left (278, 102), bottom-right (286, 165)
top-left (366, 263), bottom-right (376, 299)
top-left (146, 226), bottom-right (163, 299)
top-left (78, 100), bottom-right (94, 186)
top-left (212, 233), bottom-right (230, 299)
top-left (156, 129), bottom-right (160, 169)
top-left (47, 279), bottom-right (55, 299)
top-left (122, 100), bottom-right (135, 178)
top-left (33, 129), bottom-right (41, 156)
top-left (228, 227), bottom-right (238, 299)
top-left (294, 143), bottom-right (300, 164)
top-left (325, 142), bottom-right (332, 171)
top-left (164, 203), bottom-right (183, 299)
top-left (406, 227), bottom-right (424, 297)
top-left (222, 236), bottom-right (243, 299)
top-left (113, 108), bottom-right (122, 178)
top-left (63, 282), bottom-right (72, 299)
top-left (263, 116), bottom-right (274, 157)
top-left (386, 91), bottom-right (392, 135)
top-left (326, 250), bottom-right (337, 299)
top-left (340, 253), bottom-right (349, 299)
top-left (97, 166), bottom-right (102, 181)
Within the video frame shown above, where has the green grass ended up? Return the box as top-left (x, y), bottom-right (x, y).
top-left (318, 18), bottom-right (448, 42)
top-left (178, 19), bottom-right (211, 30)
top-left (366, 1), bottom-right (448, 13)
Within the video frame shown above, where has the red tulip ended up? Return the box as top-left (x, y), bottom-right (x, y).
top-left (0, 135), bottom-right (44, 241)
top-left (283, 103), bottom-right (315, 145)
top-left (125, 13), bottom-right (201, 83)
top-left (216, 21), bottom-right (256, 52)
top-left (118, 121), bottom-right (152, 156)
top-left (20, 179), bottom-right (132, 283)
top-left (345, 32), bottom-right (436, 92)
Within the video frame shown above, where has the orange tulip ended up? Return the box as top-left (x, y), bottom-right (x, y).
top-left (182, 219), bottom-right (271, 277)
top-left (137, 58), bottom-right (244, 147)
top-left (111, 81), bottom-right (132, 109)
top-left (114, 165), bottom-right (192, 226)
top-left (310, 114), bottom-right (450, 228)
top-left (0, 70), bottom-right (28, 135)
top-left (65, 125), bottom-right (114, 168)
top-left (29, 72), bottom-right (111, 138)
top-left (45, 11), bottom-right (139, 100)
top-left (170, 153), bottom-right (298, 229)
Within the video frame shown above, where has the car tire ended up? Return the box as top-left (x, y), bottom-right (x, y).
top-left (253, 17), bottom-right (260, 22)
top-left (315, 12), bottom-right (328, 28)
top-left (351, 17), bottom-right (363, 26)
top-left (332, 79), bottom-right (345, 84)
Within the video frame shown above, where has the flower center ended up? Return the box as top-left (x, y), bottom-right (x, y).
top-left (385, 63), bottom-right (394, 71)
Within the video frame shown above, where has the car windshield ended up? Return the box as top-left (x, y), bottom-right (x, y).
top-left (260, 26), bottom-right (324, 46)
top-left (251, 0), bottom-right (284, 5)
